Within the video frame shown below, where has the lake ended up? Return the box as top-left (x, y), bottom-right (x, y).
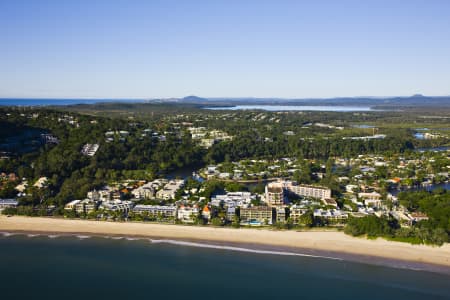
top-left (204, 105), bottom-right (378, 112)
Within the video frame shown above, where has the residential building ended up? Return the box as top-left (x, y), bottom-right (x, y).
top-left (265, 182), bottom-right (284, 207)
top-left (286, 183), bottom-right (331, 200)
top-left (156, 179), bottom-right (184, 200)
top-left (76, 199), bottom-right (97, 214)
top-left (15, 181), bottom-right (28, 193)
top-left (240, 206), bottom-right (272, 225)
top-left (409, 212), bottom-right (429, 223)
top-left (289, 205), bottom-right (309, 224)
top-left (132, 205), bottom-right (176, 220)
top-left (313, 209), bottom-right (348, 224)
top-left (87, 186), bottom-right (113, 201)
top-left (64, 200), bottom-right (81, 211)
top-left (81, 144), bottom-right (99, 156)
top-left (276, 207), bottom-right (286, 223)
top-left (33, 177), bottom-right (48, 189)
top-left (0, 199), bottom-right (18, 211)
top-left (322, 198), bottom-right (338, 208)
top-left (226, 207), bottom-right (236, 221)
top-left (99, 200), bottom-right (133, 213)
top-left (177, 205), bottom-right (199, 223)
top-left (358, 192), bottom-right (382, 208)
top-left (211, 192), bottom-right (254, 208)
top-left (131, 184), bottom-right (156, 199)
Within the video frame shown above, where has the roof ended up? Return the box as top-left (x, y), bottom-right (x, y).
top-left (0, 199), bottom-right (18, 205)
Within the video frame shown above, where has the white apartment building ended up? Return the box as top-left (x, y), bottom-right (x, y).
top-left (177, 205), bottom-right (199, 223)
top-left (156, 180), bottom-right (185, 200)
top-left (286, 183), bottom-right (331, 200)
top-left (133, 205), bottom-right (177, 219)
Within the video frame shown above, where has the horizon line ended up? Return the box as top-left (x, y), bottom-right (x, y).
top-left (1, 94), bottom-right (450, 101)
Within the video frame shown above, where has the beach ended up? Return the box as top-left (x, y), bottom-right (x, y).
top-left (1, 215), bottom-right (450, 271)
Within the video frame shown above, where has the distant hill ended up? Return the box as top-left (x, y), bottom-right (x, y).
top-left (182, 95), bottom-right (208, 102)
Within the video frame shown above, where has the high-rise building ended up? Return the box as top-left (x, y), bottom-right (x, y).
top-left (265, 182), bottom-right (284, 206)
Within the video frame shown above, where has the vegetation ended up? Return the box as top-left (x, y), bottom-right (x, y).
top-left (343, 189), bottom-right (450, 245)
top-left (2, 103), bottom-right (450, 245)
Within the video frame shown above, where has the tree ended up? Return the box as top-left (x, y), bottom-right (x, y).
top-left (231, 215), bottom-right (240, 228)
top-left (299, 211), bottom-right (314, 227)
top-left (211, 217), bottom-right (223, 226)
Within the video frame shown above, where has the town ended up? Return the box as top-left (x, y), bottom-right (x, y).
top-left (0, 106), bottom-right (449, 245)
top-left (1, 149), bottom-right (445, 229)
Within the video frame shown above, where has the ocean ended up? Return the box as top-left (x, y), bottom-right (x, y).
top-left (1, 234), bottom-right (449, 299)
top-left (0, 98), bottom-right (148, 106)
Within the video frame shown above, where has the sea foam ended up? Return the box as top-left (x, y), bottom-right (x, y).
top-left (1, 232), bottom-right (15, 237)
top-left (27, 234), bottom-right (40, 238)
top-left (149, 239), bottom-right (343, 261)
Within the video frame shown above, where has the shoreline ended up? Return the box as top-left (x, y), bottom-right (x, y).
top-left (1, 216), bottom-right (450, 275)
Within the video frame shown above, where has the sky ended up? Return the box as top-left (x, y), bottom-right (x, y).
top-left (0, 0), bottom-right (450, 99)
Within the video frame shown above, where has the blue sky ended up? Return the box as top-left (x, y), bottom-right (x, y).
top-left (1, 0), bottom-right (449, 98)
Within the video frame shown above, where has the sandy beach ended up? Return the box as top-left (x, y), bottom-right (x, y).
top-left (1, 215), bottom-right (450, 271)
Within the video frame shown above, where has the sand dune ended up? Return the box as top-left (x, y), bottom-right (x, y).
top-left (1, 216), bottom-right (450, 268)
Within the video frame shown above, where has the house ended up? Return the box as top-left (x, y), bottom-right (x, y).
top-left (345, 184), bottom-right (359, 193)
top-left (409, 212), bottom-right (429, 223)
top-left (200, 139), bottom-right (215, 148)
top-left (33, 177), bottom-right (48, 189)
top-left (390, 210), bottom-right (413, 226)
top-left (15, 181), bottom-right (28, 193)
top-left (218, 172), bottom-right (231, 179)
top-left (207, 165), bottom-right (218, 174)
top-left (64, 200), bottom-right (81, 211)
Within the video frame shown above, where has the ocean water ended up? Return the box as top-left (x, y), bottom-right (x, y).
top-left (1, 97), bottom-right (444, 299)
top-left (0, 98), bottom-right (148, 106)
top-left (0, 234), bottom-right (449, 300)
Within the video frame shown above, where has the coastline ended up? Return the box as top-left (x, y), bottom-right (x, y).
top-left (1, 215), bottom-right (450, 274)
